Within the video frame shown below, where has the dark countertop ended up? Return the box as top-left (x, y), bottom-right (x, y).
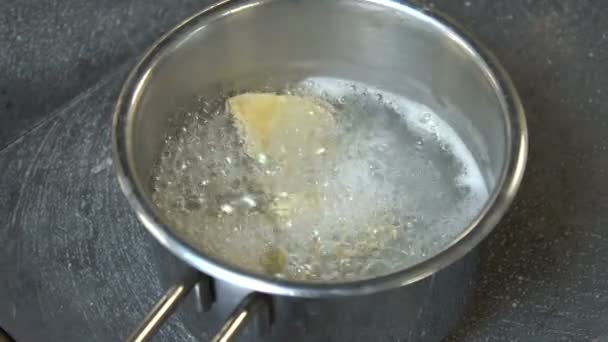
top-left (0, 1), bottom-right (607, 341)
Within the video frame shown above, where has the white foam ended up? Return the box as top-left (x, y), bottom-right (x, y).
top-left (151, 78), bottom-right (492, 282)
top-left (299, 77), bottom-right (489, 205)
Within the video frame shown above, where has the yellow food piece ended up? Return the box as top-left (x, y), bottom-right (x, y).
top-left (259, 246), bottom-right (288, 275)
top-left (271, 192), bottom-right (322, 221)
top-left (227, 93), bottom-right (336, 162)
top-left (227, 93), bottom-right (337, 234)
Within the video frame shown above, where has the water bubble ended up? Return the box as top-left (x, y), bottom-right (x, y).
top-left (240, 195), bottom-right (257, 208)
top-left (420, 112), bottom-right (432, 124)
top-left (257, 153), bottom-right (268, 164)
top-left (151, 77), bottom-right (489, 282)
top-left (220, 204), bottom-right (234, 214)
top-left (185, 198), bottom-right (201, 211)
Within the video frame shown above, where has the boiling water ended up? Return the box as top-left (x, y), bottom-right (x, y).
top-left (151, 77), bottom-right (489, 282)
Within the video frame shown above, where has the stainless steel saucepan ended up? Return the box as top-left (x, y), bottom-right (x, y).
top-left (112, 0), bottom-right (527, 341)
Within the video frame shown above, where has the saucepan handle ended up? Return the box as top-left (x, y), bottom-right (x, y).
top-left (211, 293), bottom-right (273, 342)
top-left (126, 272), bottom-right (273, 342)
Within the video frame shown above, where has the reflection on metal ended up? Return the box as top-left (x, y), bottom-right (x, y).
top-left (0, 327), bottom-right (14, 342)
top-left (194, 276), bottom-right (215, 313)
top-left (126, 273), bottom-right (199, 342)
top-left (211, 293), bottom-right (273, 342)
top-left (113, 0), bottom-right (527, 298)
top-left (113, 0), bottom-right (527, 341)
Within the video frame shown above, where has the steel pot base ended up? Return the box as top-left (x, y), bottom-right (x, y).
top-left (113, 0), bottom-right (527, 340)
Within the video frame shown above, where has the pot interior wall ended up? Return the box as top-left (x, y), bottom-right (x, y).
top-left (128, 0), bottom-right (508, 203)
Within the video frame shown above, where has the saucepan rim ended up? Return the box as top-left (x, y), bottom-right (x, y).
top-left (112, 0), bottom-right (528, 297)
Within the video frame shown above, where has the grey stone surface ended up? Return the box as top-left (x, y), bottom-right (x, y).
top-left (0, 70), bottom-right (195, 341)
top-left (0, 0), bottom-right (208, 150)
top-left (0, 0), bottom-right (607, 341)
top-left (438, 1), bottom-right (608, 341)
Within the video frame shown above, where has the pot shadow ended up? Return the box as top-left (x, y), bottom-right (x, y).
top-left (436, 0), bottom-right (608, 337)
top-left (444, 50), bottom-right (600, 342)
